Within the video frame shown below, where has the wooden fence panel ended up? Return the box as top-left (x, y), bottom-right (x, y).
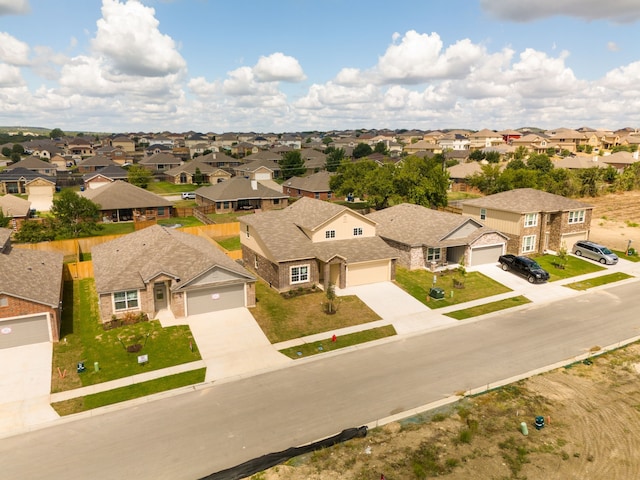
top-left (64, 261), bottom-right (94, 280)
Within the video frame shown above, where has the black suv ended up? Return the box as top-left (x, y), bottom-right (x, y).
top-left (498, 254), bottom-right (550, 283)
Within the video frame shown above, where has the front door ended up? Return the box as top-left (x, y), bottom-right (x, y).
top-left (154, 283), bottom-right (167, 310)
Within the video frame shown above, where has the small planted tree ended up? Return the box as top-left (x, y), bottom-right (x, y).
top-left (453, 264), bottom-right (467, 289)
top-left (555, 244), bottom-right (568, 269)
top-left (325, 283), bottom-right (337, 314)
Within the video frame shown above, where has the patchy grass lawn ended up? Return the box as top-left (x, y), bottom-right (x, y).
top-left (533, 254), bottom-right (605, 281)
top-left (613, 250), bottom-right (640, 262)
top-left (215, 235), bottom-right (241, 251)
top-left (206, 211), bottom-right (254, 223)
top-left (444, 296), bottom-right (531, 320)
top-left (51, 369), bottom-right (206, 416)
top-left (93, 222), bottom-right (135, 236)
top-left (158, 216), bottom-right (203, 228)
top-left (279, 326), bottom-right (396, 359)
top-left (147, 181), bottom-right (207, 194)
top-left (251, 281), bottom-right (381, 343)
top-left (52, 280), bottom-right (202, 393)
top-left (564, 272), bottom-right (634, 291)
top-left (395, 267), bottom-right (511, 309)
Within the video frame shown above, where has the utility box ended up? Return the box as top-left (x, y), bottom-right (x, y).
top-left (429, 287), bottom-right (445, 300)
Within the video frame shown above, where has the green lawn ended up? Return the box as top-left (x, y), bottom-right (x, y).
top-left (206, 211), bottom-right (254, 223)
top-left (444, 296), bottom-right (531, 320)
top-left (279, 326), bottom-right (396, 359)
top-left (215, 235), bottom-right (241, 251)
top-left (93, 222), bottom-right (136, 236)
top-left (613, 250), bottom-right (640, 262)
top-left (158, 216), bottom-right (203, 228)
top-left (394, 267), bottom-right (512, 309)
top-left (51, 369), bottom-right (206, 416)
top-left (251, 281), bottom-right (381, 343)
top-left (146, 181), bottom-right (208, 194)
top-left (532, 254), bottom-right (605, 281)
top-left (52, 279), bottom-right (202, 393)
top-left (564, 272), bottom-right (634, 290)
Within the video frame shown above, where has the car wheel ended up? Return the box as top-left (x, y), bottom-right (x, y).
top-left (501, 263), bottom-right (509, 271)
top-left (528, 275), bottom-right (536, 284)
top-left (575, 250), bottom-right (582, 256)
top-left (600, 258), bottom-right (607, 264)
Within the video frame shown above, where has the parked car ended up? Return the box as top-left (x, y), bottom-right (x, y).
top-left (498, 254), bottom-right (550, 283)
top-left (572, 240), bottom-right (618, 265)
top-left (181, 192), bottom-right (196, 200)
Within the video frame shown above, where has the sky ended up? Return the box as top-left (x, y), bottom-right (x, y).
top-left (0, 0), bottom-right (639, 134)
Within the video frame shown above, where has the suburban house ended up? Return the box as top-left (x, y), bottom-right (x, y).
top-left (110, 135), bottom-right (136, 153)
top-left (367, 203), bottom-right (508, 270)
top-left (461, 188), bottom-right (593, 255)
top-left (82, 165), bottom-right (129, 189)
top-left (0, 194), bottom-right (31, 230)
top-left (233, 158), bottom-right (281, 180)
top-left (0, 167), bottom-right (56, 196)
top-left (195, 177), bottom-right (288, 213)
top-left (164, 160), bottom-right (232, 185)
top-left (67, 137), bottom-right (95, 157)
top-left (77, 155), bottom-right (119, 174)
top-left (0, 228), bottom-right (64, 347)
top-left (239, 197), bottom-right (398, 292)
top-left (139, 152), bottom-right (183, 172)
top-left (599, 151), bottom-right (640, 172)
top-left (447, 162), bottom-right (483, 193)
top-left (283, 171), bottom-right (334, 200)
top-left (5, 156), bottom-right (57, 177)
top-left (81, 180), bottom-right (173, 222)
top-left (197, 151), bottom-right (241, 171)
top-left (92, 225), bottom-right (256, 322)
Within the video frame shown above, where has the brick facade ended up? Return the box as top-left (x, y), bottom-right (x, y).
top-left (0, 295), bottom-right (61, 342)
top-left (242, 245), bottom-right (319, 292)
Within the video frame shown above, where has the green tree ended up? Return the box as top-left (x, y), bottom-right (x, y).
top-left (12, 143), bottom-right (24, 155)
top-left (526, 154), bottom-right (554, 173)
top-left (485, 151), bottom-right (500, 163)
top-left (14, 220), bottom-right (56, 243)
top-left (1, 146), bottom-right (11, 157)
top-left (49, 127), bottom-right (64, 139)
top-left (279, 150), bottom-right (306, 179)
top-left (330, 160), bottom-right (395, 210)
top-left (513, 146), bottom-right (528, 160)
top-left (394, 155), bottom-right (449, 208)
top-left (466, 164), bottom-right (503, 194)
top-left (0, 209), bottom-right (10, 228)
top-left (325, 147), bottom-right (345, 172)
top-left (353, 142), bottom-right (373, 159)
top-left (50, 189), bottom-right (101, 238)
top-left (469, 150), bottom-right (485, 162)
top-left (193, 167), bottom-right (205, 185)
top-left (322, 136), bottom-right (333, 145)
top-left (325, 283), bottom-right (337, 314)
top-left (374, 141), bottom-right (388, 155)
top-left (127, 164), bottom-right (153, 189)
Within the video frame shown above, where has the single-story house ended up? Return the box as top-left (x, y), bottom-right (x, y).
top-left (82, 165), bottom-right (129, 189)
top-left (164, 161), bottom-right (231, 185)
top-left (0, 228), bottom-right (64, 347)
top-left (0, 167), bottom-right (56, 196)
top-left (77, 155), bottom-right (119, 174)
top-left (0, 194), bottom-right (32, 230)
top-left (233, 159), bottom-right (281, 180)
top-left (461, 188), bottom-right (593, 255)
top-left (4, 156), bottom-right (57, 177)
top-left (240, 197), bottom-right (398, 292)
top-left (92, 225), bottom-right (256, 322)
top-left (139, 152), bottom-right (182, 172)
top-left (81, 180), bottom-right (173, 222)
top-left (195, 177), bottom-right (288, 213)
top-left (367, 203), bottom-right (508, 270)
top-left (284, 171), bottom-right (335, 200)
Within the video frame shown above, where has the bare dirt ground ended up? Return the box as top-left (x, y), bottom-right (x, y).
top-left (252, 192), bottom-right (640, 480)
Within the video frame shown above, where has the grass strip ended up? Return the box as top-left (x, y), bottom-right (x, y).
top-left (444, 295), bottom-right (531, 320)
top-left (51, 368), bottom-right (206, 416)
top-left (613, 250), bottom-right (640, 263)
top-left (564, 272), bottom-right (633, 290)
top-left (279, 325), bottom-right (396, 359)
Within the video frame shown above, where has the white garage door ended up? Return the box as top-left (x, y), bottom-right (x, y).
top-left (0, 314), bottom-right (50, 349)
top-left (346, 260), bottom-right (390, 287)
top-left (186, 283), bottom-right (245, 316)
top-left (255, 172), bottom-right (271, 180)
top-left (469, 244), bottom-right (504, 266)
top-left (561, 232), bottom-right (588, 249)
top-left (27, 185), bottom-right (53, 195)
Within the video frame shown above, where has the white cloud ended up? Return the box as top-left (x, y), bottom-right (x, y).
top-left (91, 0), bottom-right (186, 77)
top-left (0, 0), bottom-right (30, 15)
top-left (0, 32), bottom-right (30, 65)
top-left (607, 41), bottom-right (620, 52)
top-left (481, 0), bottom-right (640, 24)
top-left (253, 52), bottom-right (306, 82)
top-left (0, 63), bottom-right (24, 87)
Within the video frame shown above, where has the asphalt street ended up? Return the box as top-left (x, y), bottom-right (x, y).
top-left (1, 281), bottom-right (638, 480)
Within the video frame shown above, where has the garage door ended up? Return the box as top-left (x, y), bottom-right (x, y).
top-left (561, 232), bottom-right (587, 249)
top-left (469, 244), bottom-right (504, 267)
top-left (0, 314), bottom-right (50, 349)
top-left (255, 172), bottom-right (271, 180)
top-left (186, 283), bottom-right (245, 316)
top-left (27, 185), bottom-right (53, 195)
top-left (346, 260), bottom-right (390, 287)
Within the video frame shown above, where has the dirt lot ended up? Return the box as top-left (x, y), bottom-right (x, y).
top-left (252, 192), bottom-right (640, 480)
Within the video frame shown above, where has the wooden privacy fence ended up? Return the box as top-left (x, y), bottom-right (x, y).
top-left (64, 261), bottom-right (94, 281)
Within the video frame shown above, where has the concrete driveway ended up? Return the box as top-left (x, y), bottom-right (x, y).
top-left (27, 193), bottom-right (53, 212)
top-left (0, 342), bottom-right (58, 436)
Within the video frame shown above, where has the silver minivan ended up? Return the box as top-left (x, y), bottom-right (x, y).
top-left (572, 240), bottom-right (618, 265)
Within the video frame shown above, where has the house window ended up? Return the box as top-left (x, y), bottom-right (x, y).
top-left (0, 296), bottom-right (7, 307)
top-left (223, 201), bottom-right (230, 209)
top-left (273, 198), bottom-right (280, 205)
top-left (524, 213), bottom-right (538, 227)
top-left (568, 210), bottom-right (585, 224)
top-left (114, 290), bottom-right (139, 311)
top-left (254, 257), bottom-right (259, 269)
top-left (327, 192), bottom-right (332, 199)
top-left (315, 193), bottom-right (320, 199)
top-left (522, 235), bottom-right (536, 253)
top-left (325, 230), bottom-right (336, 239)
top-left (157, 207), bottom-right (165, 216)
top-left (480, 208), bottom-right (486, 220)
top-left (353, 227), bottom-right (363, 236)
top-left (427, 247), bottom-right (441, 261)
top-left (290, 265), bottom-right (309, 284)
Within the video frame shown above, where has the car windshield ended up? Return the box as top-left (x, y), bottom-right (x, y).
top-left (601, 247), bottom-right (613, 254)
top-left (525, 259), bottom-right (541, 269)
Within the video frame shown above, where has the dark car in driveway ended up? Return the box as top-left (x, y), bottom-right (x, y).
top-left (498, 254), bottom-right (550, 283)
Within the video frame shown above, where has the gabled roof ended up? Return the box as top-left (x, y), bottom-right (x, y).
top-left (462, 188), bottom-right (592, 213)
top-left (0, 194), bottom-right (31, 217)
top-left (139, 152), bottom-right (181, 165)
top-left (240, 198), bottom-right (395, 263)
top-left (77, 155), bottom-right (118, 167)
top-left (0, 231), bottom-right (63, 307)
top-left (447, 162), bottom-right (483, 179)
top-left (82, 164), bottom-right (129, 181)
top-left (244, 151), bottom-right (281, 162)
top-left (5, 156), bottom-right (54, 170)
top-left (367, 203), bottom-right (505, 248)
top-left (81, 180), bottom-right (173, 209)
top-left (554, 156), bottom-right (607, 170)
top-left (0, 167), bottom-right (55, 183)
top-left (234, 158), bottom-right (280, 173)
top-left (196, 177), bottom-right (287, 202)
top-left (284, 171), bottom-right (333, 193)
top-left (92, 225), bottom-right (254, 293)
top-left (165, 160), bottom-right (225, 176)
top-left (198, 151), bottom-right (237, 165)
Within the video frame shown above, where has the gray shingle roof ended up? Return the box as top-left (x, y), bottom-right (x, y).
top-left (196, 177), bottom-right (287, 202)
top-left (461, 188), bottom-right (592, 213)
top-left (0, 237), bottom-right (63, 307)
top-left (284, 171), bottom-right (333, 193)
top-left (82, 165), bottom-right (129, 181)
top-left (92, 225), bottom-right (254, 293)
top-left (81, 180), bottom-right (173, 209)
top-left (0, 194), bottom-right (31, 217)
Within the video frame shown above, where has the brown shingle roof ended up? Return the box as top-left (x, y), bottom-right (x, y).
top-left (196, 177), bottom-right (287, 202)
top-left (81, 181), bottom-right (173, 209)
top-left (462, 188), bottom-right (592, 213)
top-left (0, 194), bottom-right (31, 218)
top-left (284, 171), bottom-right (333, 193)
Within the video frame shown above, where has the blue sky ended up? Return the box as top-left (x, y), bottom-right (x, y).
top-left (1, 0), bottom-right (639, 133)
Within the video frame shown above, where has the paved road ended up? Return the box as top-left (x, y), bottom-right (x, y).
top-left (1, 281), bottom-right (638, 480)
